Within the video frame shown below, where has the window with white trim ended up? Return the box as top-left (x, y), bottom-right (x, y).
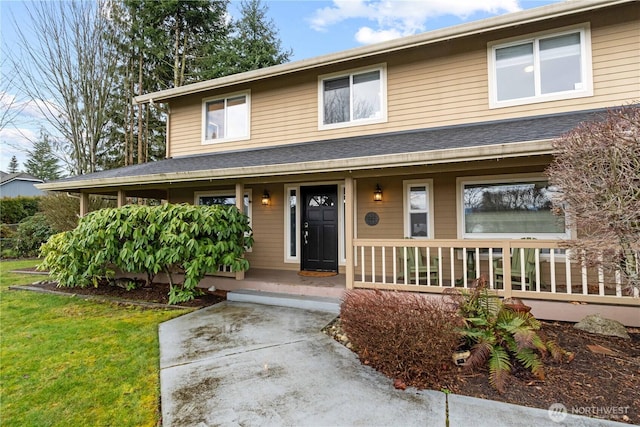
top-left (319, 65), bottom-right (386, 129)
top-left (195, 190), bottom-right (252, 225)
top-left (202, 92), bottom-right (250, 143)
top-left (488, 24), bottom-right (592, 108)
top-left (404, 180), bottom-right (434, 239)
top-left (459, 176), bottom-right (568, 239)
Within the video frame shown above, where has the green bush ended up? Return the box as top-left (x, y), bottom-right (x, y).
top-left (0, 196), bottom-right (41, 224)
top-left (340, 289), bottom-right (463, 390)
top-left (451, 277), bottom-right (573, 393)
top-left (40, 203), bottom-right (253, 304)
top-left (14, 213), bottom-right (54, 257)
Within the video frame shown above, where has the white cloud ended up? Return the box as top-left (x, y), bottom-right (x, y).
top-left (311, 0), bottom-right (522, 43)
top-left (355, 27), bottom-right (404, 44)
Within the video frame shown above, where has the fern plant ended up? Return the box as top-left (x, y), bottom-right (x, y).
top-left (457, 277), bottom-right (572, 393)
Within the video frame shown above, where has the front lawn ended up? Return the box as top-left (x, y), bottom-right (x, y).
top-left (0, 259), bottom-right (189, 427)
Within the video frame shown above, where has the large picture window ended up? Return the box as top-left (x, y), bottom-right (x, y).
top-left (488, 25), bottom-right (592, 108)
top-left (202, 92), bottom-right (250, 143)
top-left (319, 65), bottom-right (386, 129)
top-left (403, 180), bottom-right (434, 239)
top-left (459, 176), bottom-right (568, 239)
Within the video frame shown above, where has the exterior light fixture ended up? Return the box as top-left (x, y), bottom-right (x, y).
top-left (373, 184), bottom-right (383, 202)
top-left (261, 190), bottom-right (271, 206)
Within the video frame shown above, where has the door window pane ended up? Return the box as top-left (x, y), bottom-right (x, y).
top-left (289, 189), bottom-right (297, 257)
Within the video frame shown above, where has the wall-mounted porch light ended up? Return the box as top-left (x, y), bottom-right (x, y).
top-left (373, 184), bottom-right (383, 202)
top-left (261, 190), bottom-right (271, 206)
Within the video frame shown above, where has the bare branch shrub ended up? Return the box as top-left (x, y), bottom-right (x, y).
top-left (547, 104), bottom-right (640, 295)
top-left (340, 289), bottom-right (462, 389)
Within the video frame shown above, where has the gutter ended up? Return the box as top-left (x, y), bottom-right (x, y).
top-left (133, 0), bottom-right (630, 104)
top-left (35, 139), bottom-right (554, 192)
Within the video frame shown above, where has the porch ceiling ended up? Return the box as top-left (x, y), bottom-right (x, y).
top-left (38, 108), bottom-right (606, 192)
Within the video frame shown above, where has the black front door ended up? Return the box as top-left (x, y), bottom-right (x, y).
top-left (301, 185), bottom-right (338, 272)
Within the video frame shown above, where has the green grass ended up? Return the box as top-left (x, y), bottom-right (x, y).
top-left (0, 259), bottom-right (189, 427)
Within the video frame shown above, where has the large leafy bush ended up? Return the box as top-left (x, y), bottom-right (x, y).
top-left (14, 213), bottom-right (55, 257)
top-left (0, 196), bottom-right (41, 224)
top-left (40, 203), bottom-right (253, 304)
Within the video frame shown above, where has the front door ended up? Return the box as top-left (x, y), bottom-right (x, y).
top-left (301, 185), bottom-right (338, 272)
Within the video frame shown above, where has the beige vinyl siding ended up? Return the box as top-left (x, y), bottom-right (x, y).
top-left (167, 4), bottom-right (639, 159)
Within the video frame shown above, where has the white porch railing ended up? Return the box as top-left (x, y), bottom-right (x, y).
top-left (351, 239), bottom-right (640, 306)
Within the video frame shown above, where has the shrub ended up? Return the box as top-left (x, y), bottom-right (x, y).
top-left (450, 277), bottom-right (573, 393)
top-left (38, 193), bottom-right (116, 232)
top-left (0, 196), bottom-right (41, 224)
top-left (14, 213), bottom-right (55, 257)
top-left (39, 203), bottom-right (253, 304)
top-left (340, 289), bottom-right (462, 389)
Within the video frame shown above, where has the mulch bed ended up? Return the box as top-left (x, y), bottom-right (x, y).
top-left (24, 279), bottom-right (226, 308)
top-left (325, 318), bottom-right (640, 424)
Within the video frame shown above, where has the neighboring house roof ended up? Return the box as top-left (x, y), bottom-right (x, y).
top-left (0, 173), bottom-right (44, 186)
top-left (38, 108), bottom-right (607, 192)
top-left (134, 0), bottom-right (629, 105)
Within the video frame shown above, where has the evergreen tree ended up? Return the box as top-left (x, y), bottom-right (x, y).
top-left (7, 155), bottom-right (19, 173)
top-left (214, 0), bottom-right (292, 77)
top-left (24, 130), bottom-right (61, 181)
top-left (106, 0), bottom-right (230, 167)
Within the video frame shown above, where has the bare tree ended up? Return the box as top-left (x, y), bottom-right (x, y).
top-left (0, 58), bottom-right (24, 133)
top-left (10, 0), bottom-right (117, 175)
top-left (547, 104), bottom-right (640, 295)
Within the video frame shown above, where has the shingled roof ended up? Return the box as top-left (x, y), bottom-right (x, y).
top-left (39, 108), bottom-right (607, 191)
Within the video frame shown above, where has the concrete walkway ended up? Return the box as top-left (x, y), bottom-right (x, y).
top-left (159, 302), bottom-right (626, 427)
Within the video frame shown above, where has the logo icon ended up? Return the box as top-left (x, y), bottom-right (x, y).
top-left (548, 403), bottom-right (568, 423)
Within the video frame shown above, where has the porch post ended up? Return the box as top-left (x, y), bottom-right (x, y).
top-left (234, 182), bottom-right (245, 281)
top-left (116, 190), bottom-right (127, 208)
top-left (345, 176), bottom-right (354, 289)
top-left (79, 192), bottom-right (90, 217)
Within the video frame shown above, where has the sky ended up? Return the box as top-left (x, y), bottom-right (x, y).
top-left (0, 0), bottom-right (561, 174)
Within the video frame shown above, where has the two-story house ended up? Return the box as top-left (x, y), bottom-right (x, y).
top-left (39, 0), bottom-right (640, 325)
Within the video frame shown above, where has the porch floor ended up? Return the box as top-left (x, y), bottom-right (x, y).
top-left (198, 268), bottom-right (346, 299)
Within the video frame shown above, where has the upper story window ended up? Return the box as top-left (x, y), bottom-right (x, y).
top-left (488, 24), bottom-right (592, 108)
top-left (318, 64), bottom-right (387, 130)
top-left (202, 91), bottom-right (250, 144)
top-left (457, 175), bottom-right (569, 239)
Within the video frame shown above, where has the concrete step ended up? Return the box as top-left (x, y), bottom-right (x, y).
top-left (227, 289), bottom-right (341, 314)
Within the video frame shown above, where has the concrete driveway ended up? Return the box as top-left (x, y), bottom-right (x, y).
top-left (158, 301), bottom-right (626, 427)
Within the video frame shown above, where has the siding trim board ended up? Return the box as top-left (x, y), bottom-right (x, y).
top-left (37, 107), bottom-right (613, 192)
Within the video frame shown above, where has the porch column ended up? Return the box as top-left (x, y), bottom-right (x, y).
top-left (234, 182), bottom-right (245, 280)
top-left (345, 176), bottom-right (354, 289)
top-left (116, 190), bottom-right (127, 207)
top-left (79, 192), bottom-right (90, 217)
